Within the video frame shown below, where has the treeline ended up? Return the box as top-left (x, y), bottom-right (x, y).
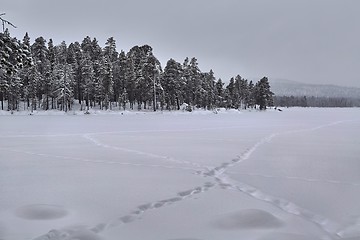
top-left (0, 31), bottom-right (274, 112)
top-left (274, 95), bottom-right (360, 108)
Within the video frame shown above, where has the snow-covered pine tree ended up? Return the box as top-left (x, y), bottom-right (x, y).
top-left (47, 39), bottom-right (56, 71)
top-left (113, 50), bottom-right (127, 109)
top-left (103, 37), bottom-right (118, 63)
top-left (162, 58), bottom-right (184, 110)
top-left (182, 57), bottom-right (201, 107)
top-left (80, 52), bottom-right (95, 111)
top-left (18, 33), bottom-right (33, 110)
top-left (140, 47), bottom-right (162, 111)
top-left (124, 55), bottom-right (136, 109)
top-left (225, 77), bottom-right (235, 108)
top-left (0, 30), bottom-right (25, 75)
top-left (67, 42), bottom-right (83, 104)
top-left (52, 63), bottom-right (74, 112)
top-left (103, 37), bottom-right (119, 108)
top-left (128, 45), bottom-right (162, 110)
top-left (81, 36), bottom-right (92, 58)
top-left (234, 75), bottom-right (249, 109)
top-left (246, 80), bottom-right (256, 109)
top-left (99, 55), bottom-right (114, 110)
top-left (201, 69), bottom-right (216, 110)
top-left (26, 66), bottom-right (40, 112)
top-left (80, 37), bottom-right (103, 108)
top-left (6, 75), bottom-right (22, 111)
top-left (31, 36), bottom-right (52, 110)
top-left (214, 78), bottom-right (225, 108)
top-left (254, 77), bottom-right (274, 110)
top-left (91, 38), bottom-right (102, 62)
top-left (0, 29), bottom-right (32, 110)
top-left (0, 71), bottom-right (7, 110)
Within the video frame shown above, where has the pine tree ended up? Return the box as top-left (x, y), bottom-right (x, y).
top-left (162, 58), bottom-right (184, 110)
top-left (0, 29), bottom-right (31, 76)
top-left (143, 49), bottom-right (162, 111)
top-left (99, 56), bottom-right (114, 110)
top-left (67, 42), bottom-right (83, 104)
top-left (81, 36), bottom-right (92, 57)
top-left (91, 38), bottom-right (102, 62)
top-left (7, 75), bottom-right (22, 110)
top-left (80, 53), bottom-right (95, 110)
top-left (32, 36), bottom-right (51, 109)
top-left (103, 37), bottom-right (118, 62)
top-left (214, 78), bottom-right (225, 108)
top-left (52, 63), bottom-right (74, 111)
top-left (247, 80), bottom-right (256, 109)
top-left (113, 50), bottom-right (127, 109)
top-left (26, 66), bottom-right (40, 112)
top-left (201, 70), bottom-right (216, 109)
top-left (128, 45), bottom-right (162, 110)
top-left (19, 33), bottom-right (34, 110)
top-left (103, 37), bottom-right (119, 106)
top-left (234, 75), bottom-right (249, 109)
top-left (0, 30), bottom-right (32, 110)
top-left (183, 57), bottom-right (201, 107)
top-left (47, 39), bottom-right (56, 71)
top-left (124, 56), bottom-right (136, 109)
top-left (225, 77), bottom-right (235, 108)
top-left (254, 77), bottom-right (274, 110)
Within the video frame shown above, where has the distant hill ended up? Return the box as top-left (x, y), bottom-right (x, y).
top-left (269, 79), bottom-right (360, 98)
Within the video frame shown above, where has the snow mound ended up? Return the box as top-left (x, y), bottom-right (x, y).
top-left (211, 209), bottom-right (283, 230)
top-left (15, 204), bottom-right (68, 220)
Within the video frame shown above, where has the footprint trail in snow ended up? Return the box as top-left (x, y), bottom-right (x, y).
top-left (33, 120), bottom-right (350, 240)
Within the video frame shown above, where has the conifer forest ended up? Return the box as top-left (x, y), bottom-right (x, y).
top-left (0, 30), bottom-right (274, 112)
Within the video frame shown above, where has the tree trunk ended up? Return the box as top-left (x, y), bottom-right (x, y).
top-left (1, 91), bottom-right (4, 110)
top-left (46, 95), bottom-right (49, 110)
top-left (30, 97), bottom-right (34, 113)
top-left (176, 97), bottom-right (180, 110)
top-left (86, 94), bottom-right (89, 111)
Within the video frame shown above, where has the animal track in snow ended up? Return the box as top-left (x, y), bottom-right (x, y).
top-left (227, 172), bottom-right (360, 187)
top-left (83, 134), bottom-right (204, 169)
top-left (105, 182), bottom-right (216, 229)
top-left (32, 120), bottom-right (349, 240)
top-left (0, 147), bottom-right (201, 172)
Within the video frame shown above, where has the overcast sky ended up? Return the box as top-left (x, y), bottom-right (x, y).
top-left (2, 0), bottom-right (360, 87)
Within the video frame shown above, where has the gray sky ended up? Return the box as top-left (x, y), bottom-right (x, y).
top-left (2, 0), bottom-right (360, 87)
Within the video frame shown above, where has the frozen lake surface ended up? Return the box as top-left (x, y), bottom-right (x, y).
top-left (0, 108), bottom-right (359, 240)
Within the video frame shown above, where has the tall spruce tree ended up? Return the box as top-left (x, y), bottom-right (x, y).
top-left (214, 78), bottom-right (225, 108)
top-left (1, 29), bottom-right (32, 110)
top-left (225, 77), bottom-right (235, 108)
top-left (80, 52), bottom-right (95, 110)
top-left (32, 36), bottom-right (51, 109)
top-left (201, 70), bottom-right (216, 109)
top-left (254, 77), bottom-right (274, 110)
top-left (103, 37), bottom-right (118, 62)
top-left (52, 63), bottom-right (74, 112)
top-left (67, 42), bottom-right (83, 104)
top-left (99, 56), bottom-right (114, 110)
top-left (113, 50), bottom-right (127, 109)
top-left (162, 58), bottom-right (184, 110)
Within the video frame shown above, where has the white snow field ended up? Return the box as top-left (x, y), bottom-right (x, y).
top-left (0, 108), bottom-right (360, 240)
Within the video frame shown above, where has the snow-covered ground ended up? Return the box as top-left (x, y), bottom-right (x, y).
top-left (0, 108), bottom-right (359, 240)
